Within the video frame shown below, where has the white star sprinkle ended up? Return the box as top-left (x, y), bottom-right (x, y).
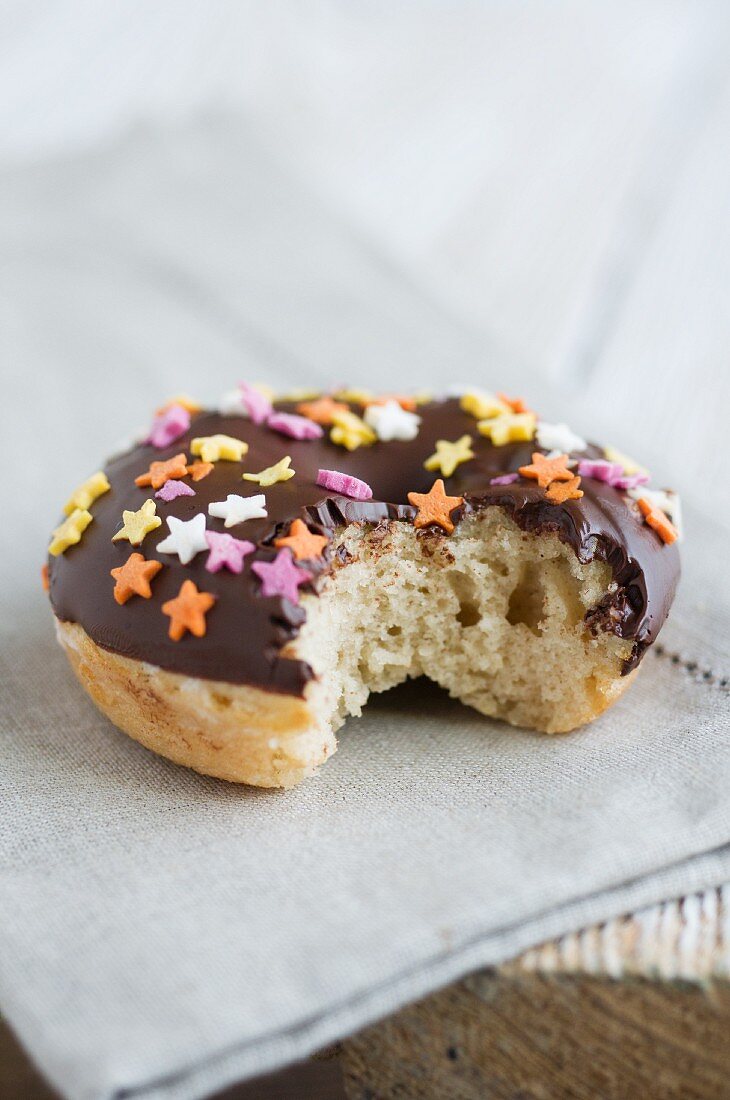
top-left (218, 388), bottom-right (249, 416)
top-left (364, 400), bottom-right (421, 441)
top-left (156, 513), bottom-right (209, 564)
top-left (536, 421), bottom-right (587, 454)
top-left (208, 493), bottom-right (267, 528)
top-left (628, 487), bottom-right (682, 538)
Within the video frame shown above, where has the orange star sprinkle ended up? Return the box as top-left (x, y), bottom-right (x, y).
top-left (41, 563), bottom-right (50, 592)
top-left (498, 393), bottom-right (531, 414)
top-left (545, 476), bottom-right (583, 503)
top-left (274, 518), bottom-right (329, 561)
top-left (296, 396), bottom-right (350, 425)
top-left (519, 452), bottom-right (574, 489)
top-left (364, 393), bottom-right (417, 412)
top-left (156, 394), bottom-right (202, 415)
top-left (186, 460), bottom-right (214, 482)
top-left (162, 579), bottom-right (216, 641)
top-left (407, 479), bottom-right (464, 535)
top-left (110, 552), bottom-right (164, 605)
top-left (135, 453), bottom-right (189, 490)
top-left (637, 497), bottom-right (678, 545)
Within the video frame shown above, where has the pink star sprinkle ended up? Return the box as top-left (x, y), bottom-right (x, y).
top-left (577, 459), bottom-right (624, 484)
top-left (205, 531), bottom-right (255, 574)
top-left (316, 469), bottom-right (373, 500)
top-left (266, 411), bottom-right (324, 440)
top-left (240, 383), bottom-right (273, 425)
top-left (251, 549), bottom-right (311, 604)
top-left (155, 480), bottom-right (196, 502)
top-left (146, 404), bottom-right (191, 449)
top-left (613, 472), bottom-right (650, 490)
top-left (490, 473), bottom-right (519, 486)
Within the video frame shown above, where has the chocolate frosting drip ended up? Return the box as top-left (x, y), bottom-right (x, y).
top-left (48, 399), bottom-right (679, 693)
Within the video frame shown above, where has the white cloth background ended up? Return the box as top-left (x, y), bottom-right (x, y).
top-left (1, 4), bottom-right (729, 1099)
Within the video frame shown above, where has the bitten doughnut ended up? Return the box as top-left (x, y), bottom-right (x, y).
top-left (45, 384), bottom-right (681, 787)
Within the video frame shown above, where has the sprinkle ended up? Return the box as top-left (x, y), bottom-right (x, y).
top-left (424, 435), bottom-right (474, 478)
top-left (204, 531), bottom-right (255, 574)
top-left (156, 480), bottom-right (196, 502)
top-left (111, 499), bottom-right (161, 547)
top-left (110, 552), bottom-right (163, 605)
top-left (274, 518), bottom-right (329, 561)
top-left (162, 580), bottom-right (216, 641)
top-left (576, 459), bottom-right (624, 484)
top-left (156, 394), bottom-right (201, 415)
top-left (613, 472), bottom-right (650, 491)
top-left (365, 393), bottom-right (418, 412)
top-left (604, 445), bottom-right (647, 477)
top-left (296, 396), bottom-right (350, 425)
top-left (147, 404), bottom-right (191, 449)
top-left (252, 549), bottom-right (312, 604)
top-left (364, 400), bottom-right (421, 442)
top-left (267, 411), bottom-right (324, 440)
top-left (218, 388), bottom-right (249, 416)
top-left (240, 382), bottom-right (273, 425)
top-left (242, 456), bottom-right (295, 487)
top-left (536, 422), bottom-right (587, 454)
top-left (329, 409), bottom-right (376, 450)
top-left (135, 453), bottom-right (189, 490)
top-left (186, 461), bottom-right (214, 481)
top-left (635, 496), bottom-right (678, 545)
top-left (407, 479), bottom-right (464, 535)
top-left (332, 387), bottom-right (374, 405)
top-left (478, 412), bottom-right (536, 446)
top-left (41, 563), bottom-right (50, 592)
top-left (208, 493), bottom-right (267, 528)
top-left (460, 390), bottom-right (510, 420)
top-left (490, 473), bottom-right (519, 486)
top-left (629, 488), bottom-right (682, 539)
top-left (497, 393), bottom-right (531, 415)
top-left (316, 469), bottom-right (373, 500)
top-left (191, 435), bottom-right (248, 462)
top-left (49, 509), bottom-right (93, 556)
top-left (156, 513), bottom-right (209, 563)
top-left (545, 476), bottom-right (583, 504)
top-left (279, 388), bottom-right (322, 402)
top-left (63, 471), bottom-right (110, 515)
top-left (519, 452), bottom-right (574, 489)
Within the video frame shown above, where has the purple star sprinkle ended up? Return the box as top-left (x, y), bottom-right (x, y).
top-left (251, 549), bottom-right (312, 604)
top-left (613, 472), bottom-right (650, 490)
top-left (316, 469), bottom-right (373, 500)
top-left (146, 403), bottom-right (191, 449)
top-left (205, 531), bottom-right (255, 574)
top-left (240, 382), bottom-right (273, 425)
top-left (577, 459), bottom-right (624, 484)
top-left (156, 479), bottom-right (196, 502)
top-left (490, 473), bottom-right (519, 486)
top-left (267, 411), bottom-right (324, 440)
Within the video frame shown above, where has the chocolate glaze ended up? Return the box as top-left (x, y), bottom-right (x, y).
top-left (48, 398), bottom-right (680, 693)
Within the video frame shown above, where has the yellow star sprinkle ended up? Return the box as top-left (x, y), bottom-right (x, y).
top-left (478, 412), bottom-right (536, 446)
top-left (424, 435), bottom-right (475, 478)
top-left (330, 410), bottom-right (377, 451)
top-left (603, 445), bottom-right (648, 477)
top-left (332, 387), bottom-right (374, 405)
top-left (191, 435), bottom-right (249, 463)
top-left (49, 508), bottom-right (93, 556)
top-left (112, 499), bottom-right (162, 547)
top-left (242, 456), bottom-right (295, 487)
top-left (460, 390), bottom-right (510, 420)
top-left (63, 471), bottom-right (110, 515)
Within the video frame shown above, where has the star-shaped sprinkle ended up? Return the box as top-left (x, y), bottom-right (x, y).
top-left (208, 493), bottom-right (267, 528)
top-left (49, 508), bottom-right (93, 556)
top-left (536, 421), bottom-right (587, 454)
top-left (162, 580), bottom-right (216, 641)
top-left (204, 531), bottom-right (255, 574)
top-left (156, 480), bottom-right (196, 502)
top-left (41, 563), bottom-right (50, 592)
top-left (191, 435), bottom-right (248, 462)
top-left (110, 552), bottom-right (163, 604)
top-left (634, 496), bottom-right (678, 545)
top-left (329, 409), bottom-right (376, 450)
top-left (407, 479), bottom-right (464, 535)
top-left (332, 387), bottom-right (374, 405)
top-left (478, 412), bottom-right (536, 446)
top-left (186, 461), bottom-right (214, 481)
top-left (460, 390), bottom-right (510, 419)
top-left (545, 476), bottom-right (583, 504)
top-left (251, 549), bottom-right (312, 604)
top-left (218, 388), bottom-right (249, 416)
top-left (135, 453), bottom-right (189, 490)
top-left (240, 382), bottom-right (273, 424)
top-left (316, 469), bottom-right (373, 500)
top-left (112, 499), bottom-right (161, 546)
top-left (629, 488), bottom-right (682, 539)
top-left (156, 394), bottom-right (201, 415)
top-left (518, 452), bottom-right (574, 489)
top-left (267, 411), bottom-right (324, 440)
top-left (296, 396), bottom-right (349, 424)
top-left (146, 404), bottom-right (191, 449)
top-left (242, 456), bottom-right (295, 487)
top-left (497, 393), bottom-right (532, 415)
top-left (274, 518), bottom-right (329, 561)
top-left (576, 458), bottom-right (623, 484)
top-left (364, 399), bottom-right (421, 442)
top-left (604, 445), bottom-right (647, 477)
top-left (156, 513), bottom-right (209, 563)
top-left (63, 471), bottom-right (110, 515)
top-left (424, 434), bottom-right (474, 477)
top-left (490, 473), bottom-right (519, 485)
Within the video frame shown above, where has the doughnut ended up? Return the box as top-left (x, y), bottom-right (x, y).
top-left (45, 385), bottom-right (681, 787)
